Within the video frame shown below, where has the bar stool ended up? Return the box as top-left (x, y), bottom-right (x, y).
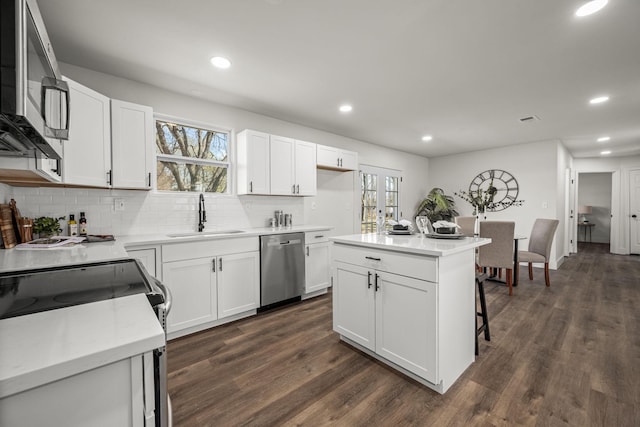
top-left (475, 272), bottom-right (490, 355)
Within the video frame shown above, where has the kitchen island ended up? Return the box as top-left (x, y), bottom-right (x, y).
top-left (331, 233), bottom-right (490, 394)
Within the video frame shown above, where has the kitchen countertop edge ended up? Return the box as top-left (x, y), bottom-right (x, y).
top-left (331, 233), bottom-right (491, 256)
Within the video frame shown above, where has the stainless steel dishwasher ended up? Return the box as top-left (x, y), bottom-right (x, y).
top-left (260, 232), bottom-right (305, 308)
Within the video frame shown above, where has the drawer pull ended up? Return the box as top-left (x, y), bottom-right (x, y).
top-left (314, 235), bottom-right (325, 239)
top-left (365, 256), bottom-right (381, 261)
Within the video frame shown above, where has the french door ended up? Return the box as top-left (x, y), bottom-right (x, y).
top-left (360, 165), bottom-right (402, 234)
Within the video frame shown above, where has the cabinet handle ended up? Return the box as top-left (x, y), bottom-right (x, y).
top-left (375, 273), bottom-right (380, 291)
top-left (367, 271), bottom-right (372, 288)
top-left (306, 246), bottom-right (310, 256)
top-left (365, 256), bottom-right (381, 261)
top-left (219, 258), bottom-right (223, 271)
top-left (292, 185), bottom-right (296, 194)
top-left (339, 158), bottom-right (343, 167)
top-left (314, 235), bottom-right (324, 239)
top-left (148, 172), bottom-right (151, 187)
top-left (296, 184), bottom-right (300, 194)
top-left (250, 181), bottom-right (253, 193)
top-left (106, 170), bottom-right (112, 186)
top-left (336, 158), bottom-right (340, 167)
top-left (212, 258), bottom-right (216, 272)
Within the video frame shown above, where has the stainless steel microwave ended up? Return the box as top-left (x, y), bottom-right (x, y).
top-left (0, 0), bottom-right (69, 161)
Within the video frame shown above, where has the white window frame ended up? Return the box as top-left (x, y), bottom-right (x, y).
top-left (154, 114), bottom-right (232, 194)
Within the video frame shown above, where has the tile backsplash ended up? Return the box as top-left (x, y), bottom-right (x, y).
top-left (5, 186), bottom-right (304, 236)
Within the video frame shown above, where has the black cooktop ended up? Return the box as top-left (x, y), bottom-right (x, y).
top-left (0, 259), bottom-right (163, 320)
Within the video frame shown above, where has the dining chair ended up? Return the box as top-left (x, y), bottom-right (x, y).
top-left (518, 218), bottom-right (559, 287)
top-left (478, 221), bottom-right (516, 295)
top-left (454, 216), bottom-right (476, 237)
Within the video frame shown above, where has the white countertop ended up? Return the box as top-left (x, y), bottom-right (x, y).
top-left (119, 224), bottom-right (332, 247)
top-left (0, 225), bottom-right (333, 273)
top-left (0, 293), bottom-right (165, 399)
top-left (331, 233), bottom-right (491, 256)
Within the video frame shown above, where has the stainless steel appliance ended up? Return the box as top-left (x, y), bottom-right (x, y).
top-left (0, 0), bottom-right (70, 182)
top-left (260, 232), bottom-right (305, 308)
top-left (0, 258), bottom-right (172, 427)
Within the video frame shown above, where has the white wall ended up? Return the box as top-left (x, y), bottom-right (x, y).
top-left (578, 173), bottom-right (612, 243)
top-left (428, 140), bottom-right (568, 269)
top-left (6, 64), bottom-right (429, 237)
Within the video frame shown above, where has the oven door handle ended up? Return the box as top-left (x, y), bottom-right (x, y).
top-left (154, 280), bottom-right (173, 316)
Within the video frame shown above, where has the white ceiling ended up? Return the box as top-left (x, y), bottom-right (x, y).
top-left (38, 0), bottom-right (640, 159)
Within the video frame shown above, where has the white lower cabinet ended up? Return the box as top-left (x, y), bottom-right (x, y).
top-left (127, 246), bottom-right (159, 278)
top-left (162, 256), bottom-right (218, 333)
top-left (217, 252), bottom-right (260, 318)
top-left (304, 231), bottom-right (330, 293)
top-left (0, 353), bottom-right (153, 427)
top-left (332, 242), bottom-right (476, 393)
top-left (161, 237), bottom-right (259, 337)
top-left (333, 261), bottom-right (437, 383)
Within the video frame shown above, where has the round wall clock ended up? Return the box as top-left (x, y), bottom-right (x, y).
top-left (469, 169), bottom-right (520, 211)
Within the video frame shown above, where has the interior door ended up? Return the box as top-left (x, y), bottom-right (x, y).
top-left (630, 169), bottom-right (640, 254)
top-left (568, 169), bottom-right (578, 253)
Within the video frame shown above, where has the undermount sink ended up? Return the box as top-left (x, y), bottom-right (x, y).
top-left (167, 230), bottom-right (246, 238)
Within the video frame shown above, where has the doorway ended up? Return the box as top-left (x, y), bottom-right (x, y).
top-left (577, 172), bottom-right (612, 251)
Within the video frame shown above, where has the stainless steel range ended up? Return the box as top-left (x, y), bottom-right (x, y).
top-left (0, 258), bottom-right (172, 427)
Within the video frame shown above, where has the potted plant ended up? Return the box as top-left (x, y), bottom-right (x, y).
top-left (415, 188), bottom-right (459, 223)
top-left (33, 216), bottom-right (65, 241)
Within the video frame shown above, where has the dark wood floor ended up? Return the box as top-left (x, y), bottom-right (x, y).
top-left (167, 243), bottom-right (640, 426)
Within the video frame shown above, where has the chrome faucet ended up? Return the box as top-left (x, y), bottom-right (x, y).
top-left (198, 193), bottom-right (206, 232)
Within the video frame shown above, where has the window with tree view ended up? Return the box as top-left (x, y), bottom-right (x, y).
top-left (155, 118), bottom-right (229, 193)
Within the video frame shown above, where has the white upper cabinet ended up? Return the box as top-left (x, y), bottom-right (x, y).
top-left (62, 77), bottom-right (111, 187)
top-left (237, 130), bottom-right (316, 196)
top-left (237, 129), bottom-right (270, 195)
top-left (269, 134), bottom-right (295, 195)
top-left (293, 139), bottom-right (317, 196)
top-left (317, 144), bottom-right (358, 171)
top-left (111, 100), bottom-right (154, 189)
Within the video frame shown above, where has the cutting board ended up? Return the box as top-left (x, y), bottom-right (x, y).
top-left (0, 204), bottom-right (17, 249)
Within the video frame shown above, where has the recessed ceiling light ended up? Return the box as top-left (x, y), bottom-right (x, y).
top-left (421, 135), bottom-right (433, 142)
top-left (575, 0), bottom-right (608, 17)
top-left (339, 105), bottom-right (353, 113)
top-left (210, 56), bottom-right (231, 69)
top-left (597, 136), bottom-right (610, 142)
top-left (589, 95), bottom-right (609, 104)
top-left (600, 150), bottom-right (611, 155)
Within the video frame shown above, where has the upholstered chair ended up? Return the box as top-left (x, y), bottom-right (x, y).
top-left (478, 221), bottom-right (516, 295)
top-left (454, 216), bottom-right (476, 237)
top-left (518, 219), bottom-right (559, 287)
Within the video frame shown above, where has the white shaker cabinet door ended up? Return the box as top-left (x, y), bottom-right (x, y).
top-left (294, 139), bottom-right (317, 196)
top-left (162, 257), bottom-right (218, 334)
top-left (375, 271), bottom-right (438, 384)
top-left (62, 77), bottom-right (111, 187)
top-left (305, 242), bottom-right (330, 293)
top-left (111, 99), bottom-right (154, 189)
top-left (236, 130), bottom-right (270, 195)
top-left (332, 262), bottom-right (375, 351)
top-left (270, 134), bottom-right (295, 195)
top-left (217, 251), bottom-right (260, 319)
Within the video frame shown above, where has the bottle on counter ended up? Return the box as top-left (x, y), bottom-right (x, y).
top-left (79, 212), bottom-right (88, 236)
top-left (68, 214), bottom-right (78, 237)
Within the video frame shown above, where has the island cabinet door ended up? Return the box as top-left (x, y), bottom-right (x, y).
top-left (375, 271), bottom-right (438, 384)
top-left (333, 262), bottom-right (376, 351)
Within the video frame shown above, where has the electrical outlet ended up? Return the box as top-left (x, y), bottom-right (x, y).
top-left (114, 198), bottom-right (125, 211)
top-left (542, 201), bottom-right (548, 209)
